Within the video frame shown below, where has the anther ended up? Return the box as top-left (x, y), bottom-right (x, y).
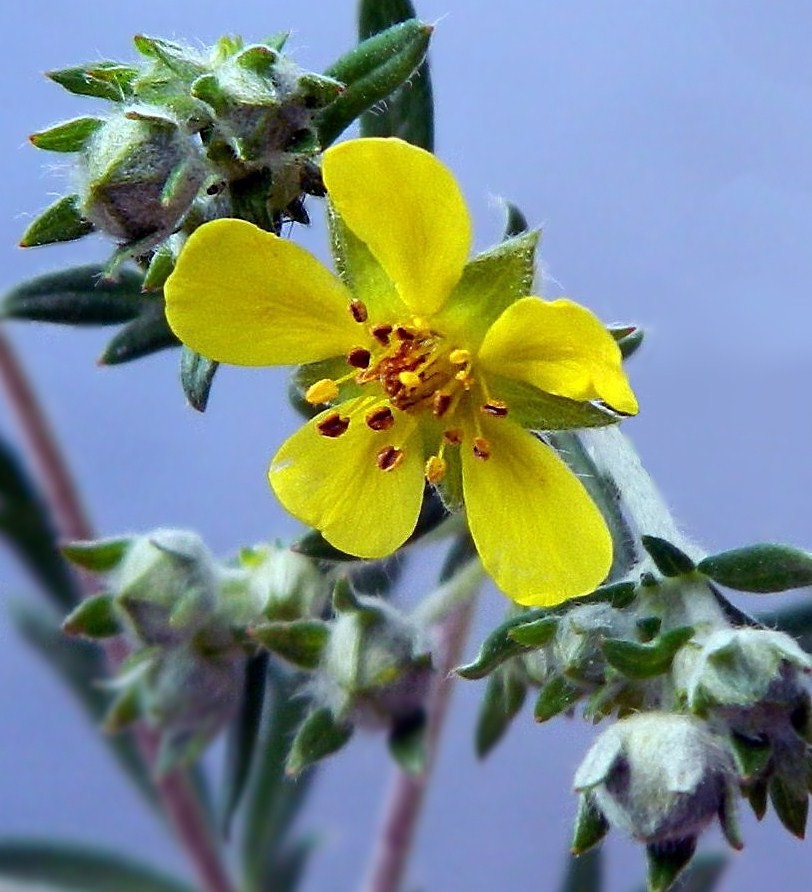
top-left (317, 413), bottom-right (350, 438)
top-left (398, 370), bottom-right (421, 389)
top-left (395, 325), bottom-right (416, 341)
top-left (449, 348), bottom-right (471, 365)
top-left (371, 324), bottom-right (393, 345)
top-left (481, 400), bottom-right (508, 418)
top-left (425, 455), bottom-right (447, 483)
top-left (366, 406), bottom-right (395, 431)
top-left (347, 347), bottom-right (371, 369)
top-left (376, 445), bottom-right (405, 471)
top-left (433, 391), bottom-right (452, 418)
top-left (349, 299), bottom-right (368, 323)
top-left (305, 378), bottom-right (339, 404)
top-left (443, 429), bottom-right (463, 445)
top-left (473, 436), bottom-right (491, 460)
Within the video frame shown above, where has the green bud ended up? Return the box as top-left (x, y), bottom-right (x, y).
top-left (243, 543), bottom-right (328, 621)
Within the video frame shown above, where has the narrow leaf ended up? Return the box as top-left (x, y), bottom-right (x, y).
top-left (602, 626), bottom-right (695, 680)
top-left (286, 708), bottom-right (353, 776)
top-left (20, 195), bottom-right (94, 247)
top-left (180, 347), bottom-right (219, 413)
top-left (98, 305), bottom-right (179, 364)
top-left (475, 664), bottom-right (527, 758)
top-left (534, 676), bottom-right (583, 722)
top-left (48, 62), bottom-right (138, 101)
top-left (641, 535), bottom-right (696, 577)
top-left (62, 537), bottom-right (131, 572)
top-left (252, 620), bottom-right (330, 671)
top-left (507, 616), bottom-right (558, 647)
top-left (699, 544), bottom-right (812, 593)
top-left (62, 593), bottom-right (121, 639)
top-left (30, 117), bottom-right (104, 152)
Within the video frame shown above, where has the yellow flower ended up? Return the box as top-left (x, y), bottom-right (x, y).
top-left (165, 138), bottom-right (638, 607)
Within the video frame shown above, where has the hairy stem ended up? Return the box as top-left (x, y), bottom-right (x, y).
top-left (0, 328), bottom-right (235, 892)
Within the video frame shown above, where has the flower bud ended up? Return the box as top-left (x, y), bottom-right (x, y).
top-left (243, 543), bottom-right (328, 621)
top-left (574, 713), bottom-right (736, 845)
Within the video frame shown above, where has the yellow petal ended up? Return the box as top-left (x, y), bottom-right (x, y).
top-left (478, 297), bottom-right (639, 415)
top-left (461, 417), bottom-right (612, 606)
top-left (165, 219), bottom-right (361, 366)
top-left (269, 399), bottom-right (424, 559)
top-left (322, 138), bottom-right (471, 316)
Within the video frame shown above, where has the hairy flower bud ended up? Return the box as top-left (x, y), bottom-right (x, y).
top-left (244, 543), bottom-right (328, 620)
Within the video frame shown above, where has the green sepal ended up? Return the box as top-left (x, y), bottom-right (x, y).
top-left (729, 732), bottom-right (772, 781)
top-left (719, 782), bottom-right (744, 851)
top-left (47, 62), bottom-right (139, 101)
top-left (745, 778), bottom-right (768, 820)
top-left (698, 544), bottom-right (812, 593)
top-left (295, 72), bottom-right (345, 109)
top-left (388, 710), bottom-right (427, 774)
top-left (286, 707), bottom-right (353, 776)
top-left (62, 537), bottom-right (132, 572)
top-left (0, 840), bottom-right (195, 892)
top-left (103, 683), bottom-right (143, 733)
top-left (318, 19), bottom-right (432, 149)
top-left (441, 230), bottom-right (539, 348)
top-left (252, 620), bottom-right (330, 670)
top-left (646, 838), bottom-right (697, 892)
top-left (142, 243), bottom-right (175, 292)
top-left (30, 117), bottom-right (105, 153)
top-left (20, 195), bottom-right (94, 247)
top-left (2, 266), bottom-right (148, 326)
top-left (610, 325), bottom-right (645, 360)
top-left (635, 615), bottom-right (662, 642)
top-left (503, 201), bottom-right (529, 239)
top-left (649, 853), bottom-right (728, 892)
top-left (602, 625), bottom-right (694, 680)
top-left (133, 35), bottom-right (207, 80)
top-left (63, 593), bottom-right (121, 639)
top-left (534, 675), bottom-right (583, 722)
top-left (641, 535), bottom-right (696, 577)
top-left (769, 773), bottom-right (809, 839)
top-left (507, 616), bottom-right (559, 648)
top-left (180, 347), bottom-right (219, 413)
top-left (570, 793), bottom-right (609, 855)
top-left (98, 305), bottom-right (179, 364)
top-left (475, 663), bottom-right (527, 759)
top-left (489, 376), bottom-right (620, 431)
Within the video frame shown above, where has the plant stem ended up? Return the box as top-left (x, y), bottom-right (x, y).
top-left (0, 327), bottom-right (235, 892)
top-left (362, 545), bottom-right (481, 892)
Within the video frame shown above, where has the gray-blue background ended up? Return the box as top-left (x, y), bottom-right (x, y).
top-left (2, 2), bottom-right (812, 890)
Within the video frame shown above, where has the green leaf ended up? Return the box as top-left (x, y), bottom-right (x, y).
top-left (30, 117), bottom-right (104, 152)
top-left (0, 841), bottom-right (193, 892)
top-left (359, 2), bottom-right (434, 150)
top-left (610, 325), bottom-right (645, 360)
top-left (507, 616), bottom-right (559, 648)
top-left (698, 544), bottom-right (812, 593)
top-left (180, 347), bottom-right (219, 413)
top-left (729, 732), bottom-right (771, 781)
top-left (252, 620), bottom-right (330, 670)
top-left (221, 652), bottom-right (268, 838)
top-left (602, 626), bottom-right (694, 680)
top-left (143, 243), bottom-right (176, 292)
top-left (475, 664), bottom-right (527, 758)
top-left (10, 602), bottom-right (156, 808)
top-left (62, 537), bottom-right (131, 572)
top-left (534, 675), bottom-right (583, 722)
top-left (0, 435), bottom-right (81, 609)
top-left (98, 304), bottom-right (179, 364)
top-left (286, 708), bottom-right (353, 776)
top-left (570, 794), bottom-right (609, 856)
top-left (62, 593), bottom-right (121, 639)
top-left (769, 773), bottom-right (808, 838)
top-left (559, 847), bottom-right (602, 892)
top-left (746, 778), bottom-right (769, 820)
top-left (48, 62), bottom-right (139, 101)
top-left (20, 195), bottom-right (94, 247)
top-left (388, 710), bottom-right (427, 774)
top-left (646, 838), bottom-right (697, 892)
top-left (319, 19), bottom-right (432, 149)
top-left (133, 35), bottom-right (207, 79)
top-left (2, 266), bottom-right (149, 326)
top-left (641, 535), bottom-right (696, 577)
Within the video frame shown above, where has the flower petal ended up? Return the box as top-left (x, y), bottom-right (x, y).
top-left (269, 399), bottom-right (425, 559)
top-left (165, 219), bottom-right (361, 366)
top-left (461, 417), bottom-right (612, 606)
top-left (478, 297), bottom-right (639, 415)
top-left (322, 138), bottom-right (471, 316)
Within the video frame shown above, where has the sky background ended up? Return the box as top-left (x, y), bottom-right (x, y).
top-left (2, 1), bottom-right (812, 890)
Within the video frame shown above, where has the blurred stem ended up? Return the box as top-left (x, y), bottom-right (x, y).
top-left (362, 537), bottom-right (481, 892)
top-left (0, 327), bottom-right (236, 892)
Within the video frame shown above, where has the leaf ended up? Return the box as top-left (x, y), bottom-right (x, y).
top-left (507, 616), bottom-right (559, 647)
top-left (602, 626), bottom-right (694, 680)
top-left (62, 537), bottom-right (132, 572)
top-left (0, 840), bottom-right (193, 892)
top-left (221, 652), bottom-right (268, 838)
top-left (559, 847), bottom-right (602, 892)
top-left (98, 304), bottom-right (179, 364)
top-left (475, 664), bottom-right (527, 758)
top-left (62, 593), bottom-right (121, 639)
top-left (180, 347), bottom-right (219, 413)
top-left (19, 195), bottom-right (94, 248)
top-left (48, 62), bottom-right (139, 101)
top-left (30, 117), bottom-right (104, 152)
top-left (359, 1), bottom-right (434, 150)
top-left (319, 19), bottom-right (432, 149)
top-left (0, 434), bottom-right (81, 609)
top-left (698, 544), bottom-right (812, 593)
top-left (641, 535), bottom-right (695, 577)
top-left (286, 707), bottom-right (353, 776)
top-left (534, 675), bottom-right (583, 722)
top-left (252, 620), bottom-right (330, 671)
top-left (10, 602), bottom-right (156, 808)
top-left (570, 794), bottom-right (609, 856)
top-left (2, 266), bottom-right (149, 326)
top-left (646, 838), bottom-right (697, 892)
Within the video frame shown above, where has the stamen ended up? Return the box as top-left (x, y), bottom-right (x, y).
top-left (395, 325), bottom-right (417, 341)
top-left (347, 347), bottom-right (371, 369)
top-left (305, 378), bottom-right (339, 404)
top-left (481, 400), bottom-right (508, 418)
top-left (425, 455), bottom-right (447, 483)
top-left (449, 348), bottom-right (471, 365)
top-left (433, 391), bottom-right (452, 418)
top-left (455, 370), bottom-right (473, 388)
top-left (366, 406), bottom-right (395, 431)
top-left (317, 413), bottom-right (350, 438)
top-left (473, 436), bottom-right (491, 460)
top-left (349, 299), bottom-right (368, 323)
top-left (376, 445), bottom-right (405, 471)
top-left (371, 323), bottom-right (393, 345)
top-left (443, 428), bottom-right (463, 445)
top-left (399, 370), bottom-right (421, 389)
